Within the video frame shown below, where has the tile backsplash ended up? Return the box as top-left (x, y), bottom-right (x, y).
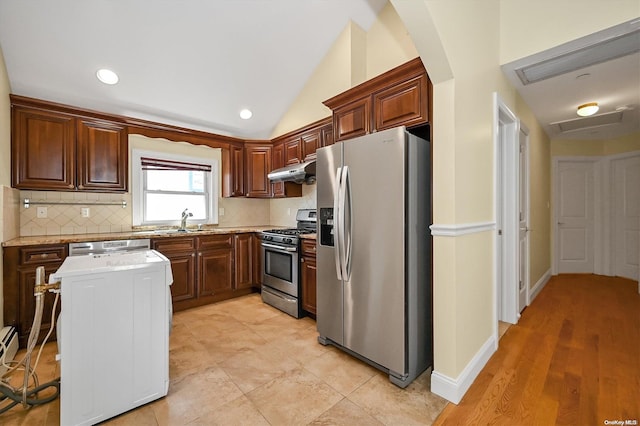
top-left (16, 185), bottom-right (316, 236)
top-left (19, 191), bottom-right (132, 236)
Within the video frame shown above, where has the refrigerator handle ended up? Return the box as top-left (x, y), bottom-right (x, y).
top-left (334, 166), bottom-right (343, 281)
top-left (342, 166), bottom-right (352, 281)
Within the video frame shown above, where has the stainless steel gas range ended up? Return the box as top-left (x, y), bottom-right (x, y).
top-left (260, 209), bottom-right (316, 318)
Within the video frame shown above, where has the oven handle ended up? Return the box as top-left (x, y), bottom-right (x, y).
top-left (261, 242), bottom-right (297, 253)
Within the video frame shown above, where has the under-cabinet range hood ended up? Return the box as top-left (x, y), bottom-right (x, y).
top-left (267, 160), bottom-right (316, 184)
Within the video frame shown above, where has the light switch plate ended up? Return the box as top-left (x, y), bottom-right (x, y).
top-left (81, 207), bottom-right (90, 218)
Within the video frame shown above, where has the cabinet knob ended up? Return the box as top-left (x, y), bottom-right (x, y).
top-left (301, 258), bottom-right (305, 263)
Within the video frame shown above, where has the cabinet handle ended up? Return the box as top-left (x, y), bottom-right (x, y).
top-left (301, 258), bottom-right (305, 263)
top-left (41, 253), bottom-right (49, 258)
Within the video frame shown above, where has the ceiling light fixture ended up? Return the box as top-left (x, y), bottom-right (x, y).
top-left (96, 68), bottom-right (119, 85)
top-left (239, 109), bottom-right (252, 120)
top-left (577, 102), bottom-right (599, 117)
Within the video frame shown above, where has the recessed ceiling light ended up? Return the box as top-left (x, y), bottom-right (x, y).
top-left (577, 102), bottom-right (599, 117)
top-left (96, 68), bottom-right (119, 85)
top-left (239, 109), bottom-right (252, 120)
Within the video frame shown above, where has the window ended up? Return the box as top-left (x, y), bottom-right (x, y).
top-left (132, 150), bottom-right (218, 226)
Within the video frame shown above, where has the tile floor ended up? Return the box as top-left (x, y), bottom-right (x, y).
top-left (1, 293), bottom-right (447, 425)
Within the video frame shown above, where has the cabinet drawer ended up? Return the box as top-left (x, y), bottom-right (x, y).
top-left (197, 234), bottom-right (233, 251)
top-left (301, 239), bottom-right (316, 256)
top-left (152, 237), bottom-right (196, 252)
top-left (20, 245), bottom-right (67, 265)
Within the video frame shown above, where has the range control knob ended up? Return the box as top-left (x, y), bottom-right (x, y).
top-left (263, 235), bottom-right (272, 241)
top-left (284, 238), bottom-right (293, 244)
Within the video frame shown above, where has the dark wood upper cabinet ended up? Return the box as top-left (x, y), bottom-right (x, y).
top-left (373, 74), bottom-right (428, 132)
top-left (301, 131), bottom-right (320, 162)
top-left (323, 58), bottom-right (430, 142)
top-left (332, 97), bottom-right (370, 142)
top-left (271, 141), bottom-right (285, 197)
top-left (11, 97), bottom-right (128, 192)
top-left (12, 107), bottom-right (75, 190)
top-left (284, 137), bottom-right (302, 165)
top-left (245, 144), bottom-right (272, 198)
top-left (320, 123), bottom-right (334, 148)
top-left (231, 145), bottom-right (245, 196)
top-left (76, 119), bottom-right (128, 191)
top-left (221, 145), bottom-right (245, 197)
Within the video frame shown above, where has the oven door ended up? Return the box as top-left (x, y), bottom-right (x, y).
top-left (261, 242), bottom-right (299, 297)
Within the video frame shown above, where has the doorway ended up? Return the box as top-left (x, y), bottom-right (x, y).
top-left (553, 151), bottom-right (640, 281)
top-left (494, 93), bottom-right (527, 328)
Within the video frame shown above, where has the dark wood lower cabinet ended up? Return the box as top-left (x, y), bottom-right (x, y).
top-left (198, 249), bottom-right (234, 297)
top-left (300, 239), bottom-right (317, 316)
top-left (152, 232), bottom-right (260, 312)
top-left (3, 244), bottom-right (67, 348)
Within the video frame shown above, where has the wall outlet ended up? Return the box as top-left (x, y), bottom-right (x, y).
top-left (219, 207), bottom-right (225, 216)
top-left (287, 208), bottom-right (291, 216)
top-left (36, 207), bottom-right (47, 218)
top-left (81, 207), bottom-right (90, 218)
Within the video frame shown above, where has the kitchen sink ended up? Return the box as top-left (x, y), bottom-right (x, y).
top-left (133, 229), bottom-right (202, 235)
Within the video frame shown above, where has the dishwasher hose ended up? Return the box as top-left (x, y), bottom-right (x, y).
top-left (0, 267), bottom-right (61, 414)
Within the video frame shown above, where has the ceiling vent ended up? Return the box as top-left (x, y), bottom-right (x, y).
top-left (515, 21), bottom-right (640, 85)
top-left (551, 111), bottom-right (624, 133)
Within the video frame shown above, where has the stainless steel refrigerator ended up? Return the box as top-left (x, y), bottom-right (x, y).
top-left (316, 126), bottom-right (431, 388)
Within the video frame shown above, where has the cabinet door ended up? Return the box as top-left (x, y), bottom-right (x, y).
top-left (12, 107), bottom-right (75, 190)
top-left (76, 119), bottom-right (128, 191)
top-left (198, 249), bottom-right (234, 297)
top-left (164, 252), bottom-right (196, 304)
top-left (19, 267), bottom-right (62, 347)
top-left (271, 142), bottom-right (285, 197)
top-left (320, 123), bottom-right (334, 147)
top-left (300, 255), bottom-right (317, 315)
top-left (245, 145), bottom-right (272, 198)
top-left (252, 234), bottom-right (262, 289)
top-left (234, 234), bottom-right (253, 290)
top-left (285, 137), bottom-right (302, 165)
top-left (301, 131), bottom-right (320, 162)
top-left (333, 97), bottom-right (370, 142)
top-left (232, 146), bottom-right (245, 196)
top-left (373, 74), bottom-right (428, 132)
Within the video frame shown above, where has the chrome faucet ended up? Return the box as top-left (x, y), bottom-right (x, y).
top-left (178, 208), bottom-right (193, 231)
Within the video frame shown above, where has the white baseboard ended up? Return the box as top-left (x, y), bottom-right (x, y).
top-left (430, 334), bottom-right (496, 404)
top-left (529, 268), bottom-right (551, 303)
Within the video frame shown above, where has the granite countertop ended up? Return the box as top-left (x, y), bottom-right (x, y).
top-left (2, 226), bottom-right (280, 247)
top-left (299, 233), bottom-right (317, 240)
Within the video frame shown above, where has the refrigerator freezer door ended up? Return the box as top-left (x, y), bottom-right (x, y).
top-left (342, 127), bottom-right (407, 376)
top-left (316, 143), bottom-right (344, 345)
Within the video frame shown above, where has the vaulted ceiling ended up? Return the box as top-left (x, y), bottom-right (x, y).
top-left (0, 1), bottom-right (637, 142)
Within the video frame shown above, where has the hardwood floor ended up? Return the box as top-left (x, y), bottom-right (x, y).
top-left (434, 274), bottom-right (640, 426)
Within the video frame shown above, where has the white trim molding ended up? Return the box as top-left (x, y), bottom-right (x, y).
top-left (430, 221), bottom-right (496, 237)
top-left (431, 335), bottom-right (497, 404)
top-left (530, 268), bottom-right (552, 303)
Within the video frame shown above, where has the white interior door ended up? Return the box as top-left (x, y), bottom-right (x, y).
top-left (556, 161), bottom-right (595, 273)
top-left (518, 127), bottom-right (529, 312)
top-left (613, 154), bottom-right (640, 281)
